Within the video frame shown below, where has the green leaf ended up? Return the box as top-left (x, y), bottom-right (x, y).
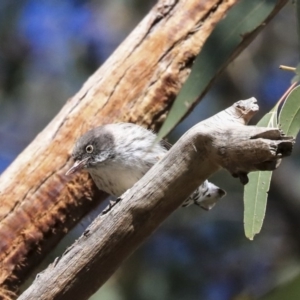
top-left (157, 0), bottom-right (285, 140)
top-left (243, 103), bottom-right (279, 240)
top-left (244, 85), bottom-right (300, 240)
top-left (279, 85), bottom-right (300, 137)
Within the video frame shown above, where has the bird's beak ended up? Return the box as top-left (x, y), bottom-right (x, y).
top-left (65, 157), bottom-right (89, 175)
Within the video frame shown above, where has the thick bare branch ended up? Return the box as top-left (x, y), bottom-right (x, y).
top-left (18, 99), bottom-right (294, 300)
top-left (0, 0), bottom-right (290, 295)
top-left (0, 0), bottom-right (239, 290)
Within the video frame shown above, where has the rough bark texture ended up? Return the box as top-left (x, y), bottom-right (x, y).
top-left (0, 0), bottom-right (290, 295)
top-left (0, 0), bottom-right (240, 291)
top-left (190, 0), bottom-right (289, 117)
top-left (18, 99), bottom-right (294, 300)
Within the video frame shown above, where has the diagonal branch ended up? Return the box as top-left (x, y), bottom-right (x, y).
top-left (0, 0), bottom-right (239, 291)
top-left (19, 98), bottom-right (294, 300)
top-left (0, 0), bottom-right (290, 295)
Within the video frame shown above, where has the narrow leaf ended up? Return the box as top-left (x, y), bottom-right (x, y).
top-left (279, 85), bottom-right (300, 137)
top-left (243, 103), bottom-right (279, 240)
top-left (157, 0), bottom-right (286, 140)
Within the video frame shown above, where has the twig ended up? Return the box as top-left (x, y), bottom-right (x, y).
top-left (279, 65), bottom-right (296, 72)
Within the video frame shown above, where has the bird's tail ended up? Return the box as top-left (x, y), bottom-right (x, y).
top-left (182, 180), bottom-right (226, 210)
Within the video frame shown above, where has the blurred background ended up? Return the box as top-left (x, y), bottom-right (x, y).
top-left (1, 0), bottom-right (300, 299)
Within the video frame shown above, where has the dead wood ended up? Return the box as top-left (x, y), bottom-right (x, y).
top-left (18, 98), bottom-right (294, 300)
top-left (0, 0), bottom-right (240, 291)
top-left (0, 0), bottom-right (289, 295)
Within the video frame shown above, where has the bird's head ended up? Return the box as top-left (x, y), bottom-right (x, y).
top-left (66, 126), bottom-right (115, 175)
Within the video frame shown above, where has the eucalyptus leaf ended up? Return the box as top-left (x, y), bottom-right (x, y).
top-left (243, 103), bottom-right (279, 240)
top-left (258, 86), bottom-right (300, 299)
top-left (157, 0), bottom-right (286, 140)
top-left (279, 85), bottom-right (300, 137)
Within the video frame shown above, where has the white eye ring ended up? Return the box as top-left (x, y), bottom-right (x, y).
top-left (86, 145), bottom-right (93, 153)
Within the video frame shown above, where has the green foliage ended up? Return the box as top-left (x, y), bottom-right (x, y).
top-left (279, 85), bottom-right (300, 137)
top-left (243, 104), bottom-right (279, 240)
top-left (157, 0), bottom-right (282, 140)
top-left (244, 86), bottom-right (300, 240)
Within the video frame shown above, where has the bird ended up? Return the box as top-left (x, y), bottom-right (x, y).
top-left (66, 123), bottom-right (226, 210)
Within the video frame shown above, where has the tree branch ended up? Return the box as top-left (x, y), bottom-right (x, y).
top-left (0, 0), bottom-right (239, 290)
top-left (0, 0), bottom-right (290, 294)
top-left (18, 98), bottom-right (294, 300)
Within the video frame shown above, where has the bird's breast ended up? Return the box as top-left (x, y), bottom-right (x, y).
top-left (89, 166), bottom-right (146, 197)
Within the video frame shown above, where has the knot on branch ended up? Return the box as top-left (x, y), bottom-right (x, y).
top-left (214, 126), bottom-right (294, 185)
top-left (233, 97), bottom-right (259, 124)
top-left (190, 98), bottom-right (295, 186)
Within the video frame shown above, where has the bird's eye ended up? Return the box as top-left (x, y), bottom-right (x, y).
top-left (86, 145), bottom-right (93, 153)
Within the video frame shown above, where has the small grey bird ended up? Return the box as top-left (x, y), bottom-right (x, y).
top-left (66, 123), bottom-right (226, 210)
